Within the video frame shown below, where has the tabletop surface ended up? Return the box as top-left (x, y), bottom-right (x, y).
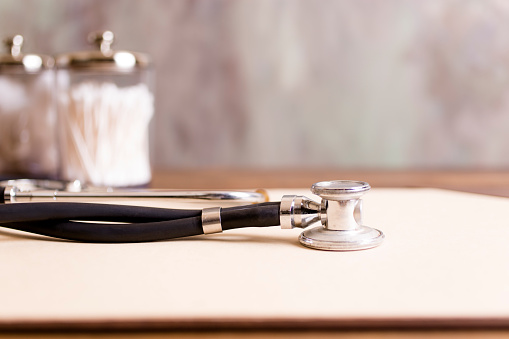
top-left (4, 169), bottom-right (509, 338)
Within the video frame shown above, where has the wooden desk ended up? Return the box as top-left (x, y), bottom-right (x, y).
top-left (4, 170), bottom-right (509, 338)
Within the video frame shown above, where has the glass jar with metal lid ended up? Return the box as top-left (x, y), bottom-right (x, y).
top-left (0, 35), bottom-right (57, 179)
top-left (56, 30), bottom-right (154, 187)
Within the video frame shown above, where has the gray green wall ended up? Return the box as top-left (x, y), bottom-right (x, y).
top-left (1, 0), bottom-right (507, 170)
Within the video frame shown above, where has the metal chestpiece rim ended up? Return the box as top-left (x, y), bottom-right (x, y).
top-left (299, 180), bottom-right (384, 251)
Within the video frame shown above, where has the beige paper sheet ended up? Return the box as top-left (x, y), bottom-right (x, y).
top-left (1, 188), bottom-right (509, 327)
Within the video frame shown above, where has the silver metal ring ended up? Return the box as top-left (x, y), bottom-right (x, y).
top-left (279, 195), bottom-right (295, 229)
top-left (201, 207), bottom-right (222, 234)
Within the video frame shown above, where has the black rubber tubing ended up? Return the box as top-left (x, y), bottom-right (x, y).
top-left (0, 202), bottom-right (201, 223)
top-left (1, 217), bottom-right (204, 243)
top-left (0, 202), bottom-right (281, 243)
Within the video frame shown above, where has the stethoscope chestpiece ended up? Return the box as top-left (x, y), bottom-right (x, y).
top-left (298, 180), bottom-right (384, 251)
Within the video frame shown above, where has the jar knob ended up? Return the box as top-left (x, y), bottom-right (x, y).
top-left (88, 30), bottom-right (114, 55)
top-left (4, 35), bottom-right (23, 57)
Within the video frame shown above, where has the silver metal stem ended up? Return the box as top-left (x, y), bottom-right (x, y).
top-left (1, 179), bottom-right (268, 206)
top-left (280, 195), bottom-right (320, 229)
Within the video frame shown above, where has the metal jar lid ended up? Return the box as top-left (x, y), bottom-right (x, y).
top-left (0, 35), bottom-right (54, 73)
top-left (55, 31), bottom-right (150, 72)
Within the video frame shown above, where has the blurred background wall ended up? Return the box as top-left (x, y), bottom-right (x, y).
top-left (1, 0), bottom-right (508, 170)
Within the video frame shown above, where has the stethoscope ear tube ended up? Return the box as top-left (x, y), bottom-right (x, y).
top-left (1, 217), bottom-right (205, 243)
top-left (0, 202), bottom-right (201, 223)
top-left (0, 202), bottom-right (281, 243)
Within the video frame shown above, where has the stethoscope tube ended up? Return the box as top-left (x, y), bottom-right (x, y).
top-left (0, 202), bottom-right (281, 243)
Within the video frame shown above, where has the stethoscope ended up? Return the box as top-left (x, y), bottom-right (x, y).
top-left (0, 179), bottom-right (384, 251)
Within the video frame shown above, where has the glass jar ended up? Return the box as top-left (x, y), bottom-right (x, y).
top-left (0, 35), bottom-right (57, 179)
top-left (56, 31), bottom-right (154, 187)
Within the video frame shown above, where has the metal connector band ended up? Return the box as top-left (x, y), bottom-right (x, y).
top-left (201, 207), bottom-right (222, 234)
top-left (280, 195), bottom-right (321, 229)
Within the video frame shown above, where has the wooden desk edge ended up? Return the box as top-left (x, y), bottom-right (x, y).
top-left (151, 169), bottom-right (509, 197)
top-left (1, 316), bottom-right (509, 332)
